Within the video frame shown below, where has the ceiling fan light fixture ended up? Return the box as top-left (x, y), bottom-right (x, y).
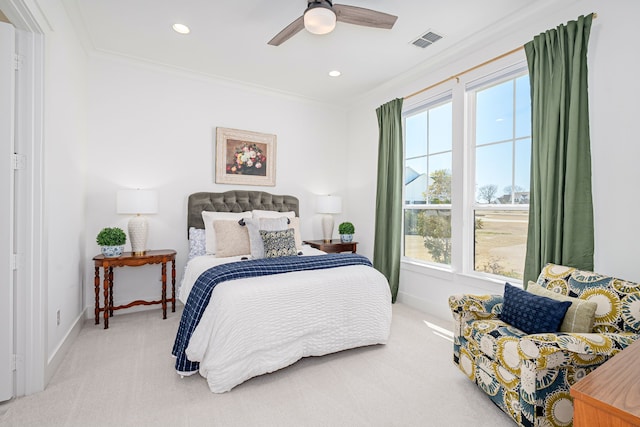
top-left (304, 3), bottom-right (336, 35)
top-left (172, 23), bottom-right (190, 34)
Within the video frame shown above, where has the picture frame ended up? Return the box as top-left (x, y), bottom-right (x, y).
top-left (215, 127), bottom-right (277, 186)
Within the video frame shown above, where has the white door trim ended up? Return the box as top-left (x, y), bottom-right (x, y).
top-left (0, 19), bottom-right (15, 404)
top-left (0, 0), bottom-right (46, 396)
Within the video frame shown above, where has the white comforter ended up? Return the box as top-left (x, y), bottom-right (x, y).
top-left (178, 248), bottom-right (392, 393)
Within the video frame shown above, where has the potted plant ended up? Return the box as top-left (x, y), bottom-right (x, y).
top-left (338, 222), bottom-right (355, 243)
top-left (96, 227), bottom-right (127, 257)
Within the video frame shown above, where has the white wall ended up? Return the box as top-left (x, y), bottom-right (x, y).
top-left (21, 0), bottom-right (640, 392)
top-left (38, 0), bottom-right (87, 365)
top-left (347, 0), bottom-right (640, 322)
top-left (84, 55), bottom-right (351, 311)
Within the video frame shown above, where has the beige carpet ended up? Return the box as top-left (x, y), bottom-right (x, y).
top-left (0, 303), bottom-right (513, 427)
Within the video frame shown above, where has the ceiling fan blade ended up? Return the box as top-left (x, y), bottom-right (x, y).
top-left (268, 16), bottom-right (305, 46)
top-left (333, 4), bottom-right (397, 29)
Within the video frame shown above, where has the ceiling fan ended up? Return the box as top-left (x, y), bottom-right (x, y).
top-left (268, 0), bottom-right (398, 46)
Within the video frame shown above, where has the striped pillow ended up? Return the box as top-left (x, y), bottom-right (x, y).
top-left (527, 281), bottom-right (597, 333)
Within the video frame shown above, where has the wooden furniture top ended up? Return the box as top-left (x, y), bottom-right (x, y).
top-left (303, 239), bottom-right (357, 253)
top-left (93, 249), bottom-right (176, 266)
top-left (571, 338), bottom-right (640, 424)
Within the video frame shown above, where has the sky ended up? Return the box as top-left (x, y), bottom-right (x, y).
top-left (405, 74), bottom-right (531, 203)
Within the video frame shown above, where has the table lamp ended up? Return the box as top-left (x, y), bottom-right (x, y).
top-left (317, 195), bottom-right (342, 243)
top-left (117, 189), bottom-right (158, 255)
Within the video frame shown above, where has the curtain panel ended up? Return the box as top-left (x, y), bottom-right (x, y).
top-left (374, 98), bottom-right (403, 302)
top-left (523, 14), bottom-right (594, 285)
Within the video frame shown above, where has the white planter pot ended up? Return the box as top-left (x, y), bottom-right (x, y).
top-left (101, 245), bottom-right (124, 257)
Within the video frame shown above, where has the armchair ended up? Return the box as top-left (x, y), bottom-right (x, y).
top-left (449, 264), bottom-right (640, 427)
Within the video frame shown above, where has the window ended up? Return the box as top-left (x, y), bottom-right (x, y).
top-left (470, 72), bottom-right (531, 280)
top-left (403, 96), bottom-right (452, 265)
top-left (402, 61), bottom-right (531, 282)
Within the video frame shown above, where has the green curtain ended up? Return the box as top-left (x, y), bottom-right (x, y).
top-left (523, 14), bottom-right (594, 285)
top-left (374, 98), bottom-right (403, 302)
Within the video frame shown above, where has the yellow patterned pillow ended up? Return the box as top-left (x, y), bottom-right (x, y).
top-left (527, 281), bottom-right (597, 333)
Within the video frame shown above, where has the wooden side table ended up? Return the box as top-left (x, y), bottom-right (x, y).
top-left (303, 239), bottom-right (358, 253)
top-left (571, 339), bottom-right (640, 426)
top-left (93, 249), bottom-right (176, 329)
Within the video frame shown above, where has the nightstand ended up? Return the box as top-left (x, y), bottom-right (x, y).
top-left (92, 249), bottom-right (176, 329)
top-left (303, 239), bottom-right (358, 254)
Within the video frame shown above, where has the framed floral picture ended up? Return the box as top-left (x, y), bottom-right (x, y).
top-left (215, 127), bottom-right (276, 186)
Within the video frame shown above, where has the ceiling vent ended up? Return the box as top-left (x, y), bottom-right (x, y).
top-left (411, 30), bottom-right (443, 49)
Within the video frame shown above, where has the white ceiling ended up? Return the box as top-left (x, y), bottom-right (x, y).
top-left (62, 0), bottom-right (557, 106)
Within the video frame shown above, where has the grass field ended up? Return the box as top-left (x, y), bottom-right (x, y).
top-left (404, 210), bottom-right (528, 280)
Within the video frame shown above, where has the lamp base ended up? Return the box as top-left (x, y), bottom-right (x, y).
top-left (321, 214), bottom-right (334, 243)
top-left (128, 215), bottom-right (148, 255)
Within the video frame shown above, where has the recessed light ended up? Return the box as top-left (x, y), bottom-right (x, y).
top-left (329, 70), bottom-right (341, 77)
top-left (172, 23), bottom-right (190, 34)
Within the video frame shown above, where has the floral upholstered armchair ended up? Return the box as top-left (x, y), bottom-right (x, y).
top-left (449, 264), bottom-right (640, 427)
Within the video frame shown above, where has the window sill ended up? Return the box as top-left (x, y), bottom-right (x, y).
top-left (400, 259), bottom-right (518, 293)
top-left (401, 258), bottom-right (454, 280)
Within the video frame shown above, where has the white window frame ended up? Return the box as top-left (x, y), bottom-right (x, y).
top-left (464, 64), bottom-right (530, 283)
top-left (402, 92), bottom-right (453, 268)
top-left (401, 54), bottom-right (530, 286)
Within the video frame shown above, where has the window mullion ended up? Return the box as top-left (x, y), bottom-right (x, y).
top-left (511, 79), bottom-right (517, 204)
top-left (425, 111), bottom-right (430, 202)
top-left (462, 89), bottom-right (478, 276)
top-left (450, 82), bottom-right (466, 274)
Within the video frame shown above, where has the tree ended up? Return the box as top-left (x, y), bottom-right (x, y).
top-left (418, 212), bottom-right (451, 263)
top-left (427, 169), bottom-right (451, 204)
top-left (416, 169), bottom-right (452, 263)
top-left (504, 185), bottom-right (524, 194)
top-left (478, 184), bottom-right (498, 203)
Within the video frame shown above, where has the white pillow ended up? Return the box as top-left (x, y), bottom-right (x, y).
top-left (213, 220), bottom-right (251, 258)
top-left (201, 211), bottom-right (252, 255)
top-left (252, 210), bottom-right (296, 219)
top-left (288, 217), bottom-right (303, 250)
top-left (244, 217), bottom-right (288, 259)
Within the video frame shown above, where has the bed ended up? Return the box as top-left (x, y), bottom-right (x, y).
top-left (172, 190), bottom-right (392, 393)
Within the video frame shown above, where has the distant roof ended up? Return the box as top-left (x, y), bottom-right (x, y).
top-left (405, 166), bottom-right (421, 185)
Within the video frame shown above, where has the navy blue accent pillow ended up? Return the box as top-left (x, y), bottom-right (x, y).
top-left (499, 282), bottom-right (572, 334)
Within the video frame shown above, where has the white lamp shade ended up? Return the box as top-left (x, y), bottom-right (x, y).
top-left (316, 195), bottom-right (342, 214)
top-left (117, 189), bottom-right (158, 215)
top-left (304, 6), bottom-right (336, 35)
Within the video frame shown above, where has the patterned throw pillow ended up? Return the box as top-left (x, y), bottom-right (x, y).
top-left (499, 282), bottom-right (572, 334)
top-left (188, 227), bottom-right (206, 260)
top-left (260, 228), bottom-right (298, 258)
top-left (527, 281), bottom-right (597, 333)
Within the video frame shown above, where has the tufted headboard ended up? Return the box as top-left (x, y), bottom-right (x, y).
top-left (187, 191), bottom-right (299, 235)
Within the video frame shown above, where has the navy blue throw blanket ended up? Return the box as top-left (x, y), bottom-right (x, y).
top-left (172, 253), bottom-right (373, 373)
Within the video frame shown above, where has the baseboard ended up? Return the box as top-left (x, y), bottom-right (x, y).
top-left (45, 307), bottom-right (87, 386)
top-left (397, 291), bottom-right (451, 324)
